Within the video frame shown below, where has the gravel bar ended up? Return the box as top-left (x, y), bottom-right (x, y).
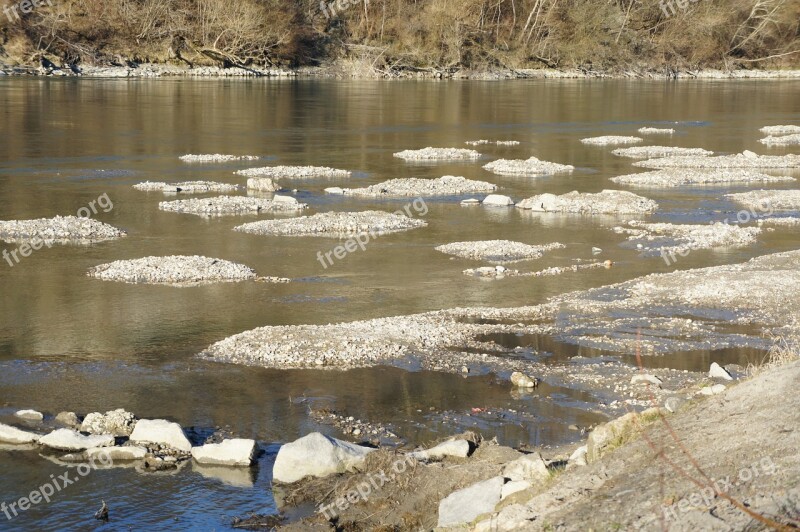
top-left (435, 240), bottom-right (565, 263)
top-left (328, 176), bottom-right (497, 197)
top-left (233, 211), bottom-right (427, 237)
top-left (393, 148), bottom-right (482, 161)
top-left (0, 215), bottom-right (126, 244)
top-left (614, 221), bottom-right (762, 256)
top-left (610, 169), bottom-right (794, 187)
top-left (580, 136), bottom-right (643, 146)
top-left (179, 154), bottom-right (260, 163)
top-left (133, 181), bottom-right (240, 193)
top-left (634, 151), bottom-right (800, 169)
top-left (726, 189), bottom-right (800, 211)
top-left (482, 156), bottom-right (574, 176)
top-left (516, 190), bottom-right (658, 214)
top-left (235, 166), bottom-right (352, 179)
top-left (158, 195), bottom-right (307, 216)
top-left (611, 146), bottom-right (713, 159)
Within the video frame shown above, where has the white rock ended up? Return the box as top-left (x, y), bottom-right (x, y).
top-left (698, 384), bottom-right (727, 396)
top-left (581, 136), bottom-right (643, 146)
top-left (246, 177), bottom-right (279, 192)
top-left (80, 409), bottom-right (137, 436)
top-left (55, 412), bottom-right (80, 427)
top-left (272, 432), bottom-right (375, 484)
top-left (191, 439), bottom-right (257, 467)
top-left (86, 446), bottom-right (147, 461)
top-left (461, 198), bottom-right (481, 205)
top-left (15, 409), bottom-right (44, 421)
top-left (631, 374), bottom-right (663, 386)
top-left (0, 422), bottom-right (40, 444)
top-left (510, 371), bottom-right (538, 388)
top-left (39, 429), bottom-right (114, 451)
top-left (438, 476), bottom-right (505, 528)
top-left (409, 439), bottom-right (470, 462)
top-left (482, 194), bottom-right (515, 206)
top-left (129, 419), bottom-right (192, 452)
top-left (568, 445), bottom-right (588, 467)
top-left (325, 187), bottom-right (345, 195)
top-left (500, 480), bottom-right (532, 500)
top-left (272, 195), bottom-right (299, 204)
top-left (502, 452), bottom-right (549, 482)
top-left (709, 362), bottom-right (733, 381)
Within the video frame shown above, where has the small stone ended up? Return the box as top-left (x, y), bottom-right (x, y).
top-left (15, 409), bottom-right (44, 421)
top-left (55, 412), bottom-right (80, 428)
top-left (409, 439), bottom-right (470, 462)
top-left (482, 194), bottom-right (515, 206)
top-left (39, 429), bottom-right (114, 451)
top-left (510, 371), bottom-right (538, 388)
top-left (709, 362), bottom-right (733, 381)
top-left (502, 452), bottom-right (549, 482)
top-left (699, 384), bottom-right (726, 396)
top-left (324, 187), bottom-right (345, 195)
top-left (631, 374), bottom-right (662, 387)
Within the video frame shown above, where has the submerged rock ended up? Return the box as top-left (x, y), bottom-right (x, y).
top-left (483, 156), bottom-right (574, 176)
top-left (87, 446), bottom-right (147, 462)
top-left (465, 140), bottom-right (520, 146)
top-left (88, 256), bottom-right (264, 286)
top-left (191, 439), bottom-right (257, 467)
top-left (129, 419), bottom-right (192, 452)
top-left (158, 195), bottom-right (307, 216)
top-left (438, 476), bottom-right (504, 528)
top-left (517, 190), bottom-right (658, 214)
top-left (435, 240), bottom-right (564, 263)
top-left (39, 429), bottom-right (114, 451)
top-left (581, 136), bottom-right (643, 146)
top-left (236, 165), bottom-right (351, 179)
top-left (272, 432), bottom-right (374, 484)
top-left (80, 409), bottom-right (137, 436)
top-left (637, 127), bottom-right (675, 135)
top-left (510, 372), bottom-right (539, 388)
top-left (614, 221), bottom-right (761, 256)
top-left (393, 147), bottom-right (482, 161)
top-left (0, 422), bottom-right (40, 444)
top-left (333, 175), bottom-right (497, 197)
top-left (0, 216), bottom-right (126, 244)
top-left (179, 154), bottom-right (259, 163)
top-left (234, 210), bottom-right (427, 237)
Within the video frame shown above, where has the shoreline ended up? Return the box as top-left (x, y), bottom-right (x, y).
top-left (2, 62), bottom-right (800, 80)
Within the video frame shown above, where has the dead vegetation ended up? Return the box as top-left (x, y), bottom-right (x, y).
top-left (1, 0), bottom-right (798, 72)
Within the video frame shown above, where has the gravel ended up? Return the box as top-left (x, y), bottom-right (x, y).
top-left (393, 148), bottom-right (482, 161)
top-left (235, 166), bottom-right (352, 179)
top-left (179, 154), bottom-right (260, 163)
top-left (758, 216), bottom-right (800, 226)
top-left (633, 151), bottom-right (800, 169)
top-left (637, 127), bottom-right (676, 135)
top-left (580, 136), bottom-right (643, 146)
top-left (329, 175), bottom-right (497, 197)
top-left (726, 189), bottom-right (800, 210)
top-left (759, 125), bottom-right (800, 136)
top-left (87, 255), bottom-right (281, 286)
top-left (233, 210), bottom-right (427, 237)
top-left (133, 181), bottom-right (240, 193)
top-left (610, 168), bottom-right (794, 187)
top-left (614, 221), bottom-right (762, 256)
top-left (158, 195), bottom-right (307, 216)
top-left (758, 133), bottom-right (800, 146)
top-left (611, 146), bottom-right (713, 159)
top-left (482, 156), bottom-right (575, 176)
top-left (516, 190), bottom-right (659, 214)
top-left (435, 240), bottom-right (565, 263)
top-left (0, 215), bottom-right (126, 244)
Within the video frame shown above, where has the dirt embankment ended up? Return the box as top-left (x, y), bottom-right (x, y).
top-left (269, 358), bottom-right (799, 531)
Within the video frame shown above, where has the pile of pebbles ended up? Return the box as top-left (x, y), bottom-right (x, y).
top-left (465, 140), bottom-right (520, 146)
top-left (393, 147), bottom-right (482, 161)
top-left (482, 156), bottom-right (574, 176)
top-left (634, 151), bottom-right (800, 169)
top-left (235, 165), bottom-right (352, 179)
top-left (637, 127), bottom-right (676, 135)
top-left (133, 181), bottom-right (240, 193)
top-left (309, 409), bottom-right (402, 444)
top-left (179, 154), bottom-right (259, 163)
top-left (435, 240), bottom-right (565, 263)
top-left (611, 146), bottom-right (713, 159)
top-left (614, 221), bottom-right (762, 256)
top-left (580, 136), bottom-right (643, 146)
top-left (158, 195), bottom-right (307, 216)
top-left (86, 255), bottom-right (286, 286)
top-left (726, 189), bottom-right (800, 210)
top-left (464, 262), bottom-right (610, 278)
top-left (0, 216), bottom-right (126, 243)
top-left (610, 169), bottom-right (794, 187)
top-left (327, 176), bottom-right (497, 197)
top-left (233, 210), bottom-right (427, 237)
top-left (516, 190), bottom-right (659, 214)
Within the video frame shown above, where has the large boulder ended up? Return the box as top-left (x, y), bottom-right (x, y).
top-left (80, 409), bottom-right (137, 436)
top-left (38, 429), bottom-right (114, 451)
top-left (191, 439), bottom-right (257, 467)
top-left (272, 432), bottom-right (374, 484)
top-left (501, 452), bottom-right (549, 482)
top-left (0, 422), bottom-right (40, 444)
top-left (438, 476), bottom-right (505, 528)
top-left (129, 419), bottom-right (192, 452)
top-left (408, 439), bottom-right (470, 462)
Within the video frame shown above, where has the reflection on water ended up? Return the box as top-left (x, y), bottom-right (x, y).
top-left (0, 77), bottom-right (799, 529)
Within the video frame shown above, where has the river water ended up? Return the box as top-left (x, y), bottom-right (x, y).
top-left (0, 77), bottom-right (798, 529)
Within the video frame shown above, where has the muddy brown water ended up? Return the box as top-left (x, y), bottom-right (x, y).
top-left (0, 78), bottom-right (798, 529)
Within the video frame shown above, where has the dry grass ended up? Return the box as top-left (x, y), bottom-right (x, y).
top-left (748, 331), bottom-right (800, 376)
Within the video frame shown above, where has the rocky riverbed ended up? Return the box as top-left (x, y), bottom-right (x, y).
top-left (610, 168), bottom-right (794, 187)
top-left (326, 176), bottom-right (498, 197)
top-left (435, 240), bottom-right (565, 263)
top-left (158, 195), bottom-right (307, 216)
top-left (233, 211), bottom-right (427, 237)
top-left (0, 216), bottom-right (126, 244)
